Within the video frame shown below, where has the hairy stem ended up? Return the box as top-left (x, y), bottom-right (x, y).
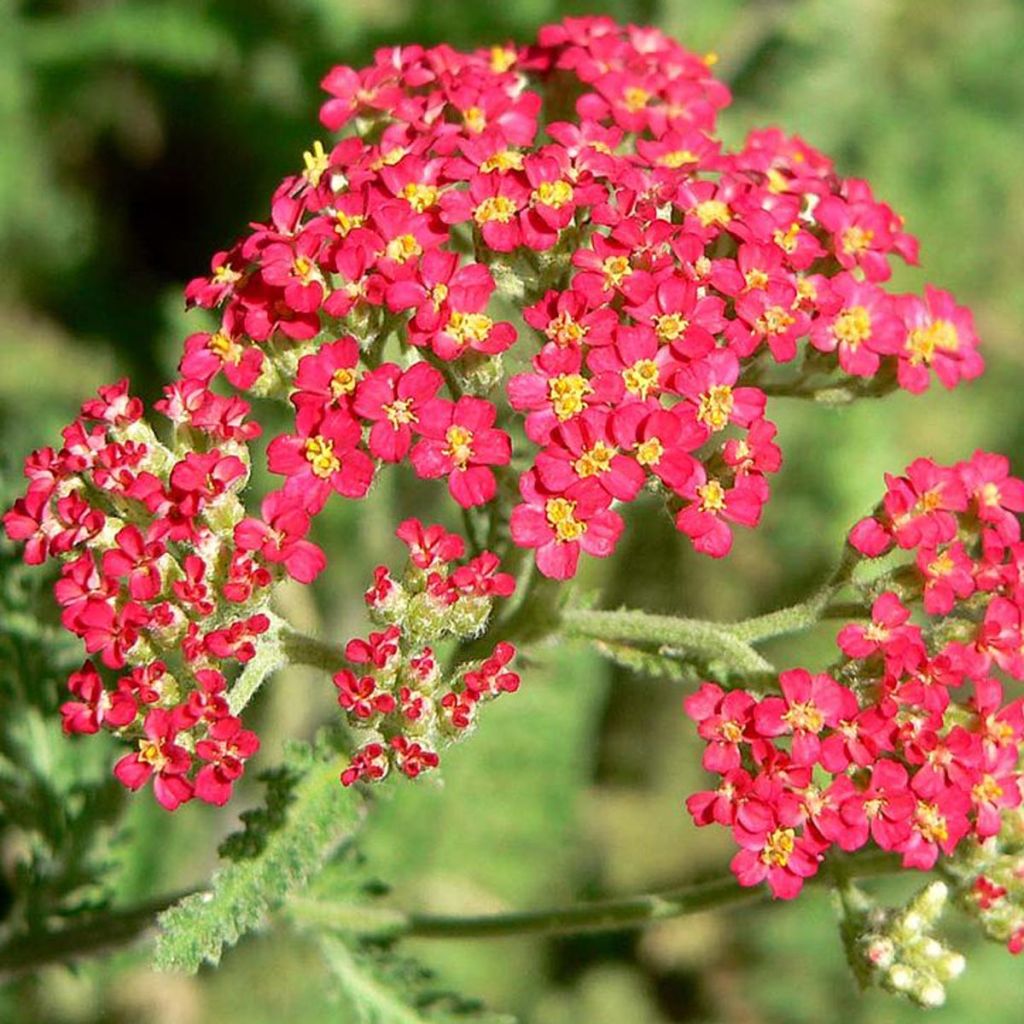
top-left (0, 853), bottom-right (902, 979)
top-left (562, 607), bottom-right (775, 675)
top-left (289, 851), bottom-right (901, 941)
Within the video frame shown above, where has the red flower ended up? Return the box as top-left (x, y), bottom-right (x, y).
top-left (353, 362), bottom-right (443, 462)
top-left (194, 715), bottom-right (261, 806)
top-left (113, 708), bottom-right (193, 810)
top-left (60, 661), bottom-right (137, 735)
top-left (409, 397), bottom-right (511, 508)
top-left (509, 471), bottom-right (624, 579)
top-left (267, 410), bottom-right (374, 512)
top-left (753, 669), bottom-right (851, 766)
top-left (674, 467), bottom-right (769, 558)
top-left (234, 490), bottom-right (327, 584)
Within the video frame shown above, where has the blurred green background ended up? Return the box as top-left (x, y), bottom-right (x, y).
top-left (1, 0), bottom-right (1023, 1021)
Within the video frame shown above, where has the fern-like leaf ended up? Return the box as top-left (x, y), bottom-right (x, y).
top-left (319, 936), bottom-right (516, 1024)
top-left (153, 746), bottom-right (363, 973)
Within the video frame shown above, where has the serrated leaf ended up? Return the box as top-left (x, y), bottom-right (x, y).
top-left (319, 936), bottom-right (516, 1024)
top-left (153, 750), bottom-right (363, 973)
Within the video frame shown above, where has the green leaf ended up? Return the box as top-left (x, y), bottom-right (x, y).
top-left (153, 747), bottom-right (363, 973)
top-left (319, 936), bottom-right (516, 1024)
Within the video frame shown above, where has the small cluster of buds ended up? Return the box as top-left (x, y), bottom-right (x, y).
top-left (946, 805), bottom-right (1024, 954)
top-left (336, 519), bottom-right (519, 785)
top-left (853, 881), bottom-right (965, 1008)
top-left (686, 452), bottom-right (1024, 904)
top-left (0, 382), bottom-right (307, 808)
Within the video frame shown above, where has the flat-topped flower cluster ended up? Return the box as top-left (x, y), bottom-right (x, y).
top-left (0, 16), bottom-right (992, 823)
top-left (686, 454), bottom-right (1024, 920)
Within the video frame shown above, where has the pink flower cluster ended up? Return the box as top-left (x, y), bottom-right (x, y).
top-left (685, 452), bottom-right (1024, 901)
top-left (0, 17), bottom-right (993, 814)
top-left (336, 519), bottom-right (519, 785)
top-left (172, 16), bottom-right (980, 580)
top-left (0, 381), bottom-right (294, 809)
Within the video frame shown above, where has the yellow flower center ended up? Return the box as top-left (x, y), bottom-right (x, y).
top-left (623, 86), bottom-right (650, 112)
top-left (305, 436), bottom-right (341, 478)
top-left (697, 479), bottom-right (727, 512)
top-left (907, 319), bottom-right (959, 365)
top-left (545, 497), bottom-right (587, 542)
top-left (448, 311), bottom-right (493, 346)
top-left (761, 827), bottom-right (796, 867)
top-left (463, 106), bottom-right (487, 133)
top-left (833, 306), bottom-right (872, 348)
top-left (720, 719), bottom-right (744, 743)
top-left (549, 374), bottom-right (592, 420)
top-left (490, 46), bottom-right (516, 73)
top-left (481, 149), bottom-right (524, 173)
top-left (383, 399), bottom-right (417, 428)
top-left (546, 312), bottom-right (586, 347)
top-left (841, 226), bottom-right (874, 255)
top-left (209, 331), bottom-right (242, 365)
top-left (622, 359), bottom-right (660, 399)
top-left (474, 195), bottom-right (518, 224)
top-left (533, 179), bottom-right (574, 208)
top-left (744, 268), bottom-right (769, 291)
top-left (694, 199), bottom-right (731, 228)
top-left (334, 210), bottom-right (365, 236)
top-left (697, 385), bottom-right (735, 432)
top-left (573, 441), bottom-right (617, 478)
top-left (385, 233), bottom-right (422, 263)
top-left (444, 425), bottom-right (474, 467)
top-left (293, 256), bottom-right (314, 282)
top-left (636, 437), bottom-right (664, 467)
top-left (980, 482), bottom-right (1002, 507)
top-left (928, 550), bottom-right (955, 577)
top-left (302, 140), bottom-right (329, 186)
top-left (430, 283), bottom-right (449, 308)
top-left (138, 739), bottom-right (167, 771)
top-left (782, 701), bottom-right (825, 734)
top-left (402, 182), bottom-right (440, 212)
top-left (212, 264), bottom-right (242, 286)
top-left (973, 775), bottom-right (1004, 803)
top-left (756, 305), bottom-right (795, 336)
top-left (658, 149), bottom-right (699, 168)
top-left (602, 255), bottom-right (632, 287)
top-left (655, 313), bottom-right (688, 342)
top-left (331, 367), bottom-right (358, 398)
top-left (773, 222), bottom-right (800, 253)
top-left (914, 802), bottom-right (948, 844)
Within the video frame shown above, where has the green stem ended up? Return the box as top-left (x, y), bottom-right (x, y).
top-left (561, 607), bottom-right (774, 675)
top-left (289, 851), bottom-right (902, 942)
top-left (0, 853), bottom-right (902, 979)
top-left (0, 891), bottom-right (194, 982)
top-left (279, 628), bottom-right (346, 673)
top-left (228, 611), bottom-right (289, 714)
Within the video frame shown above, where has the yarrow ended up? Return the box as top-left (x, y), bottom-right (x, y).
top-left (337, 519), bottom-right (519, 785)
top-left (685, 452), bottom-right (1024, 917)
top-left (0, 14), bottom-right (994, 840)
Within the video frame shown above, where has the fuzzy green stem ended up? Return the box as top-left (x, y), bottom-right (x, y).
top-left (561, 607), bottom-right (775, 675)
top-left (288, 851), bottom-right (902, 942)
top-left (279, 629), bottom-right (347, 673)
top-left (228, 611), bottom-right (289, 714)
top-left (0, 853), bottom-right (902, 980)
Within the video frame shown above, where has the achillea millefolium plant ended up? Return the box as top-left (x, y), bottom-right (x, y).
top-left (3, 14), bottom-right (1023, 1013)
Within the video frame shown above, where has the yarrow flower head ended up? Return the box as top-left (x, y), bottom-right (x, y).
top-left (685, 452), bottom-right (1024, 907)
top-left (0, 14), bottom-right (992, 851)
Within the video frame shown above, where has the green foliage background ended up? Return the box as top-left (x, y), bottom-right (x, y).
top-left (1, 0), bottom-right (1023, 1020)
